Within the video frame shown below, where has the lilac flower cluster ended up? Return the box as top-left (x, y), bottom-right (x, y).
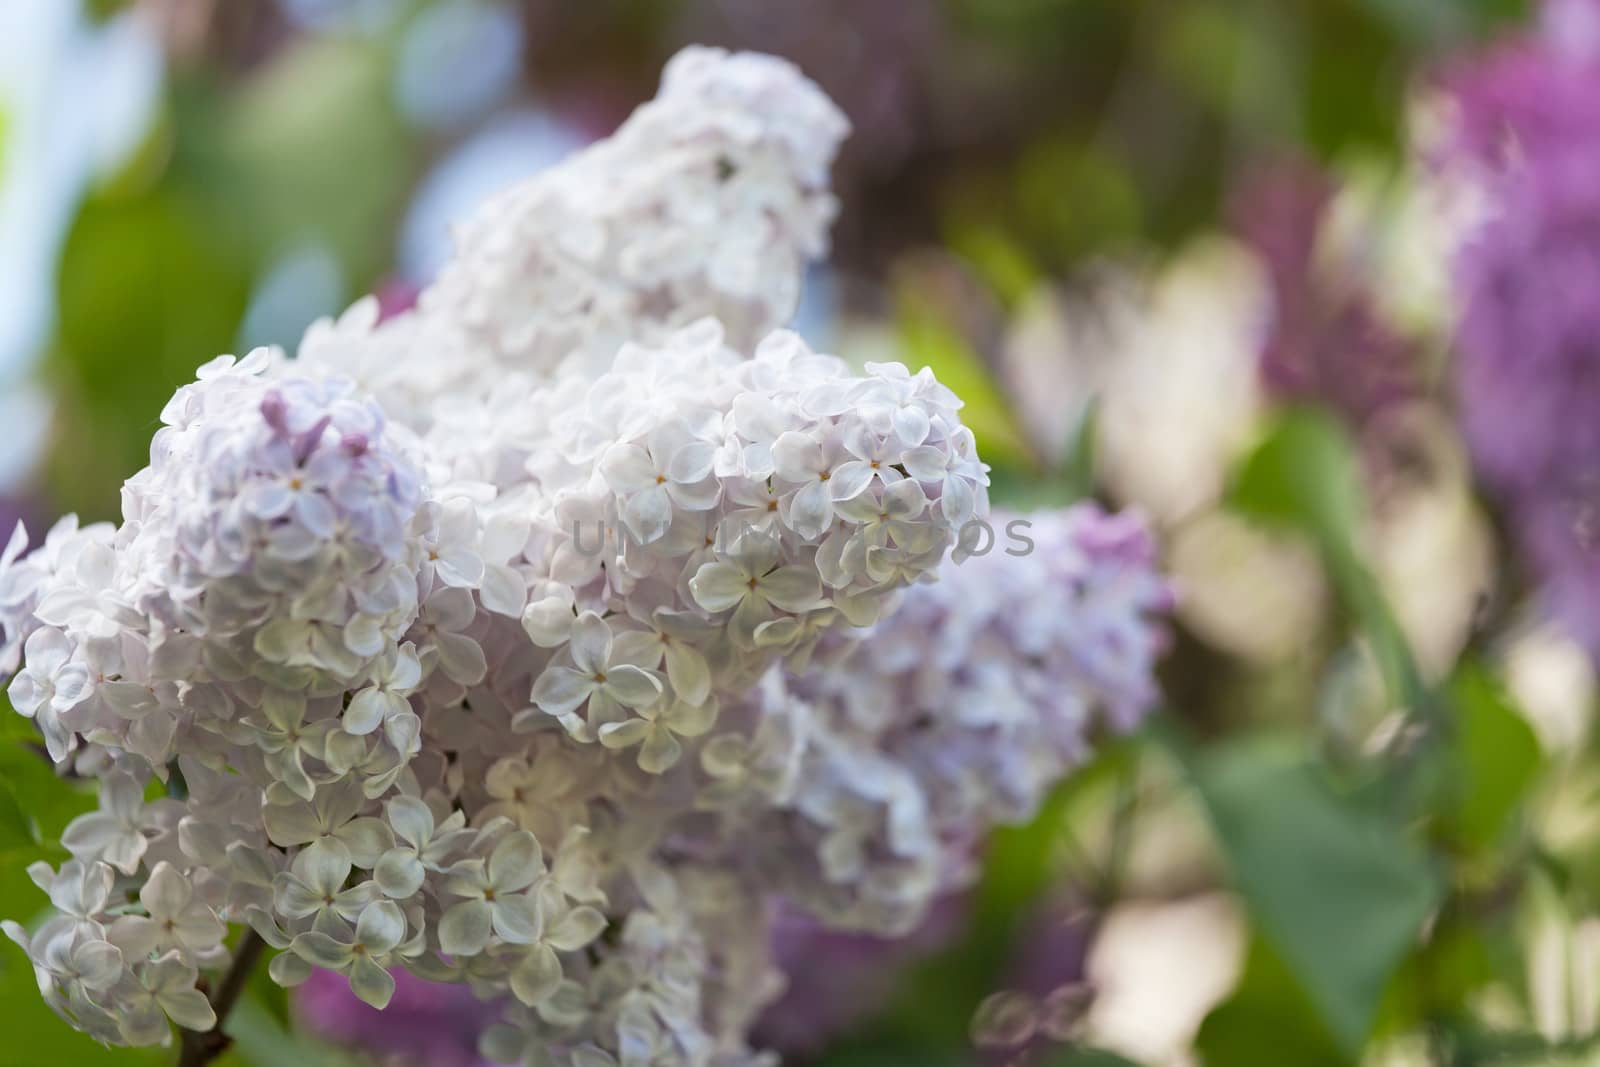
top-left (1233, 160), bottom-right (1419, 432)
top-left (711, 506), bottom-right (1171, 937)
top-left (307, 45), bottom-right (850, 434)
top-left (296, 504), bottom-right (1168, 1064)
top-left (0, 46), bottom-right (1167, 1067)
top-left (1443, 3), bottom-right (1600, 656)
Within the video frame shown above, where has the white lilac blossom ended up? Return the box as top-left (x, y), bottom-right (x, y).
top-left (713, 506), bottom-right (1173, 936)
top-left (301, 45), bottom-right (849, 436)
top-left (0, 46), bottom-right (1165, 1067)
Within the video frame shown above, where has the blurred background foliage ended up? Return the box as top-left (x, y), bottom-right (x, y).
top-left (14, 1), bottom-right (1600, 1067)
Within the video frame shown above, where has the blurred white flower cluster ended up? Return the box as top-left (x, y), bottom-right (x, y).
top-left (0, 47), bottom-right (1166, 1067)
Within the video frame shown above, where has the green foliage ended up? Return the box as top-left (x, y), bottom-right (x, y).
top-left (1442, 662), bottom-right (1543, 855)
top-left (1228, 410), bottom-right (1428, 712)
top-left (223, 998), bottom-right (352, 1067)
top-left (944, 224), bottom-right (1041, 311)
top-left (895, 289), bottom-right (1039, 478)
top-left (0, 713), bottom-right (162, 1067)
top-left (985, 394), bottom-right (1098, 511)
top-left (1196, 936), bottom-right (1346, 1067)
top-left (3, 3), bottom-right (1570, 1064)
top-left (1015, 140), bottom-right (1144, 264)
top-left (0, 697), bottom-right (99, 860)
top-left (1047, 1048), bottom-right (1145, 1067)
top-left (49, 187), bottom-right (254, 519)
top-left (1185, 736), bottom-right (1442, 1056)
top-left (1229, 408), bottom-right (1362, 548)
top-left (174, 38), bottom-right (416, 283)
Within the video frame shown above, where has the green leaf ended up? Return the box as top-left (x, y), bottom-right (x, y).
top-left (894, 291), bottom-right (1038, 476)
top-left (1444, 661), bottom-right (1542, 853)
top-left (1353, 0), bottom-right (1530, 43)
top-left (1229, 409), bottom-right (1361, 550)
top-left (1049, 1048), bottom-right (1146, 1067)
top-left (1060, 398), bottom-right (1100, 503)
top-left (1442, 1021), bottom-right (1600, 1066)
top-left (225, 997), bottom-right (352, 1067)
top-left (0, 861), bottom-right (170, 1066)
top-left (806, 1038), bottom-right (967, 1067)
top-left (945, 222), bottom-right (1040, 309)
top-left (184, 36), bottom-right (417, 283)
top-left (0, 695), bottom-right (98, 856)
top-left (1227, 410), bottom-right (1427, 712)
top-left (1186, 737), bottom-right (1443, 1056)
top-left (1196, 936), bottom-right (1346, 1067)
top-left (49, 189), bottom-right (254, 520)
top-left (0, 779), bottom-right (35, 853)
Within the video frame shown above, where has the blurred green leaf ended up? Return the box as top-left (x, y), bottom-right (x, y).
top-left (1049, 1048), bottom-right (1145, 1067)
top-left (225, 997), bottom-right (350, 1067)
top-left (980, 396), bottom-right (1098, 509)
top-left (0, 867), bottom-right (168, 1067)
top-left (0, 781), bottom-right (34, 854)
top-left (1061, 398), bottom-right (1099, 503)
top-left (949, 0), bottom-right (1131, 67)
top-left (1229, 409), bottom-right (1360, 549)
top-left (1354, 0), bottom-right (1531, 42)
top-left (976, 735), bottom-right (1140, 939)
top-left (1442, 1021), bottom-right (1600, 1066)
top-left (1228, 410), bottom-right (1428, 713)
top-left (1443, 661), bottom-right (1542, 854)
top-left (49, 188), bottom-right (254, 519)
top-left (1299, 3), bottom-right (1408, 157)
top-left (178, 37), bottom-right (416, 284)
top-left (806, 1037), bottom-right (967, 1067)
top-left (0, 696), bottom-right (98, 858)
top-left (945, 223), bottom-right (1040, 310)
top-left (1196, 935), bottom-right (1346, 1067)
top-left (84, 0), bottom-right (139, 20)
top-left (1378, 899), bottom-right (1494, 1037)
top-left (1015, 140), bottom-right (1143, 264)
top-left (1157, 2), bottom-right (1298, 139)
top-left (1186, 737), bottom-right (1442, 1056)
top-left (895, 292), bottom-right (1038, 476)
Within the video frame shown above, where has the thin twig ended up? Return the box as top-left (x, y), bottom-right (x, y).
top-left (177, 929), bottom-right (267, 1067)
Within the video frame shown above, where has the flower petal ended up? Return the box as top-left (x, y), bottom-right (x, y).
top-left (438, 899), bottom-right (493, 957)
top-left (510, 943), bottom-right (563, 1006)
top-left (489, 831), bottom-right (544, 892)
top-left (567, 612), bottom-right (612, 675)
top-left (491, 893), bottom-right (544, 946)
top-left (349, 955), bottom-right (396, 1010)
top-left (531, 667), bottom-right (596, 716)
top-left (600, 665), bottom-right (662, 709)
top-left (547, 905), bottom-right (608, 952)
top-left (759, 566), bottom-right (823, 613)
top-left (688, 562), bottom-right (748, 613)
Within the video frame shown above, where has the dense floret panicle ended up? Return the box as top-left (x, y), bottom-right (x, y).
top-left (0, 46), bottom-right (1167, 1067)
top-left (304, 46), bottom-right (848, 434)
top-left (716, 506), bottom-right (1171, 936)
top-left (1442, 9), bottom-right (1600, 658)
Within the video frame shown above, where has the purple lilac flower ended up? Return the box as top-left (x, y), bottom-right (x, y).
top-left (297, 967), bottom-right (499, 1067)
top-left (1232, 159), bottom-right (1419, 431)
top-left (754, 895), bottom-right (970, 1056)
top-left (724, 505), bottom-right (1172, 938)
top-left (1444, 1), bottom-right (1600, 657)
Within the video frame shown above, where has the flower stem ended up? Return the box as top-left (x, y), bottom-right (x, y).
top-left (176, 930), bottom-right (267, 1067)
